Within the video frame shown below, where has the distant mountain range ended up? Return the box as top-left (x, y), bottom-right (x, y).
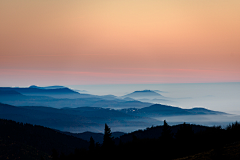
top-left (0, 86), bottom-right (82, 99)
top-left (0, 85), bottom-right (235, 133)
top-left (0, 101), bottom-right (229, 133)
top-left (0, 87), bottom-right (152, 109)
top-left (0, 102), bottom-right (159, 132)
top-left (0, 85), bottom-right (239, 159)
top-left (0, 86), bottom-right (171, 108)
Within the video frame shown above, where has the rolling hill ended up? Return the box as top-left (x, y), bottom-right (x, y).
top-left (0, 87), bottom-right (153, 109)
top-left (122, 90), bottom-right (164, 99)
top-left (119, 104), bottom-right (226, 117)
top-left (0, 119), bottom-right (89, 160)
top-left (0, 103), bottom-right (159, 133)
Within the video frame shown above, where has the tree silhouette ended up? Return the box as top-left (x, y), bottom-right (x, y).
top-left (175, 122), bottom-right (195, 155)
top-left (175, 122), bottom-right (194, 141)
top-left (161, 120), bottom-right (173, 141)
top-left (89, 136), bottom-right (95, 151)
top-left (103, 123), bottom-right (114, 149)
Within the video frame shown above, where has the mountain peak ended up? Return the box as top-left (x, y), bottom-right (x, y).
top-left (123, 90), bottom-right (163, 99)
top-left (29, 85), bottom-right (38, 88)
top-left (134, 90), bottom-right (153, 93)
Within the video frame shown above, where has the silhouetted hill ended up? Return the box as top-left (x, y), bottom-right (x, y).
top-left (116, 123), bottom-right (209, 144)
top-left (0, 119), bottom-right (89, 159)
top-left (0, 96), bottom-right (152, 109)
top-left (187, 107), bottom-right (224, 114)
top-left (0, 86), bottom-right (153, 109)
top-left (119, 104), bottom-right (226, 117)
top-left (56, 121), bottom-right (240, 160)
top-left (98, 94), bottom-right (119, 100)
top-left (0, 90), bottom-right (27, 100)
top-left (29, 85), bottom-right (66, 89)
top-left (0, 87), bottom-right (82, 99)
top-left (122, 90), bottom-right (164, 99)
top-left (0, 103), bottom-right (159, 133)
top-left (0, 90), bottom-right (23, 96)
top-left (2, 118), bottom-right (240, 160)
top-left (1, 86), bottom-right (121, 100)
top-left (0, 101), bottom-right (230, 133)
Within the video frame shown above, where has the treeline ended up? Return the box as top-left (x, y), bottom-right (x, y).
top-left (54, 121), bottom-right (240, 160)
top-left (1, 118), bottom-right (240, 160)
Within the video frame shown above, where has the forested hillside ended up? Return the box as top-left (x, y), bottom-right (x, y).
top-left (1, 118), bottom-right (240, 160)
top-left (54, 121), bottom-right (240, 160)
top-left (0, 119), bottom-right (89, 160)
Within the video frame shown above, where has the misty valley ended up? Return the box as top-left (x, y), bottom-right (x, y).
top-left (1, 85), bottom-right (240, 159)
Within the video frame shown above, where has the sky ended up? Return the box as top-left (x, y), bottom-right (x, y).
top-left (1, 0), bottom-right (240, 86)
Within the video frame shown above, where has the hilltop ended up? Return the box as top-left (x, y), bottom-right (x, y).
top-left (122, 90), bottom-right (164, 99)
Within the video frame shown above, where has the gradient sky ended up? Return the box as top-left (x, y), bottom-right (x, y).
top-left (1, 0), bottom-right (240, 86)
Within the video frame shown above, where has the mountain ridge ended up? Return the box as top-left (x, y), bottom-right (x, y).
top-left (0, 86), bottom-right (153, 108)
top-left (119, 104), bottom-right (227, 117)
top-left (122, 90), bottom-right (164, 98)
top-left (0, 102), bottom-right (159, 133)
top-left (0, 102), bottom-right (230, 133)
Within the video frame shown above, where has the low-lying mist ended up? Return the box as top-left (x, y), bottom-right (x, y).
top-left (69, 82), bottom-right (240, 115)
top-left (153, 114), bottom-right (240, 129)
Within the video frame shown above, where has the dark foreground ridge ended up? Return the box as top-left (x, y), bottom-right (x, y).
top-left (0, 119), bottom-right (89, 160)
top-left (1, 119), bottom-right (240, 160)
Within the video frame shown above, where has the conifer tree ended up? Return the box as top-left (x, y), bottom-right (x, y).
top-left (103, 123), bottom-right (114, 148)
top-left (161, 120), bottom-right (173, 141)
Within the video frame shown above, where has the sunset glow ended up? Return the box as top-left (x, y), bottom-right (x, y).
top-left (1, 0), bottom-right (240, 86)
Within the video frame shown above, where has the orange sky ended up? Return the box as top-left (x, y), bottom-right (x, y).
top-left (0, 0), bottom-right (240, 86)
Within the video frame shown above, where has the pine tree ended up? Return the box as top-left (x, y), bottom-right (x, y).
top-left (161, 120), bottom-right (173, 141)
top-left (103, 123), bottom-right (114, 149)
top-left (160, 120), bottom-right (173, 159)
